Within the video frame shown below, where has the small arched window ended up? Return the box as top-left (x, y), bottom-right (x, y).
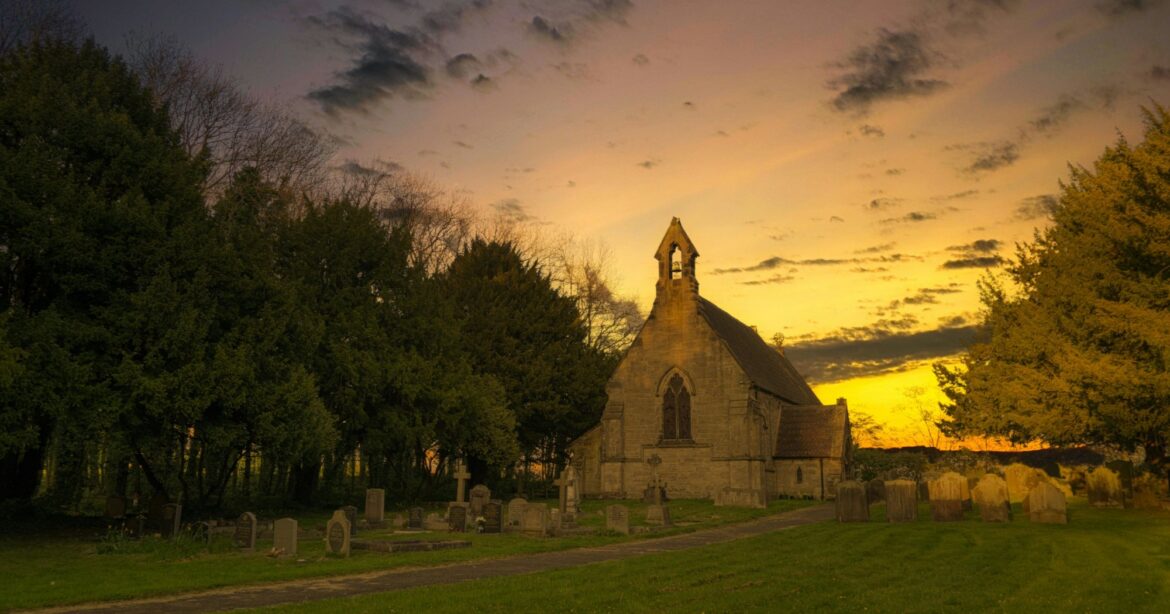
top-left (796, 466), bottom-right (804, 484)
top-left (661, 374), bottom-right (692, 440)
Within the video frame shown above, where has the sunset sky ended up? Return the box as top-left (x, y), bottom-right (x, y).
top-left (79, 0), bottom-right (1170, 446)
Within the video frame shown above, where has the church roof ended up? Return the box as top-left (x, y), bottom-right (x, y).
top-left (774, 405), bottom-right (849, 459)
top-left (697, 297), bottom-right (821, 405)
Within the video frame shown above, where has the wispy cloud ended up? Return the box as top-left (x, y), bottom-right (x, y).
top-left (879, 211), bottom-right (937, 224)
top-left (786, 322), bottom-right (981, 382)
top-left (1096, 0), bottom-right (1164, 18)
top-left (1016, 194), bottom-right (1057, 220)
top-left (827, 29), bottom-right (947, 115)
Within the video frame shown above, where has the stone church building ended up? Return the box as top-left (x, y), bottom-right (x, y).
top-left (569, 218), bottom-right (851, 506)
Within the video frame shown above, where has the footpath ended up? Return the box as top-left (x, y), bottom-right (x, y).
top-left (37, 503), bottom-right (834, 614)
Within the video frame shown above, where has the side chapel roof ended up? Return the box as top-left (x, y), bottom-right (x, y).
top-left (773, 404), bottom-right (850, 459)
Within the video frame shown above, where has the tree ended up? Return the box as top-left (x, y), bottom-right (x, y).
top-left (444, 240), bottom-right (610, 484)
top-left (936, 106), bottom-right (1170, 484)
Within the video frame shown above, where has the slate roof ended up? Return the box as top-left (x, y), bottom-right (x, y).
top-left (697, 297), bottom-right (821, 405)
top-left (774, 405), bottom-right (849, 459)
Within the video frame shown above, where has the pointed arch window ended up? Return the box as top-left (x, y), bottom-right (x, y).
top-left (661, 374), bottom-right (692, 441)
top-left (669, 245), bottom-right (682, 279)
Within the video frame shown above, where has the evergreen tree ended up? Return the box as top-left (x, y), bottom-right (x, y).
top-left (936, 106), bottom-right (1170, 484)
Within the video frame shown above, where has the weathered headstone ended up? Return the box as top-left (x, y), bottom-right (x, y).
top-left (365, 488), bottom-right (385, 526)
top-left (341, 505), bottom-right (358, 535)
top-left (482, 501), bottom-right (502, 534)
top-left (521, 503), bottom-right (550, 536)
top-left (234, 511), bottom-right (257, 550)
top-left (392, 513), bottom-right (406, 529)
top-left (190, 521), bottom-right (210, 544)
top-left (1004, 463), bottom-right (1043, 503)
top-left (1027, 482), bottom-right (1067, 524)
top-left (160, 503), bottom-right (182, 538)
top-left (884, 480), bottom-right (918, 523)
top-left (424, 512), bottom-right (446, 531)
top-left (972, 474), bottom-right (1011, 523)
top-left (555, 466), bottom-right (581, 515)
top-left (1087, 466), bottom-right (1124, 508)
top-left (928, 472), bottom-right (967, 522)
top-left (448, 504), bottom-right (468, 532)
top-left (408, 506), bottom-right (424, 529)
top-left (606, 504), bottom-right (630, 535)
top-left (835, 481), bottom-right (869, 522)
top-left (865, 479), bottom-right (885, 503)
top-left (452, 459), bottom-right (471, 504)
top-left (507, 497), bottom-right (528, 528)
top-left (104, 495), bottom-right (126, 519)
top-left (469, 484), bottom-right (491, 517)
top-left (325, 509), bottom-right (351, 556)
top-left (273, 517), bottom-right (297, 557)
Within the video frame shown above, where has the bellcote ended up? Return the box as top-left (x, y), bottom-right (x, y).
top-left (654, 217), bottom-right (699, 299)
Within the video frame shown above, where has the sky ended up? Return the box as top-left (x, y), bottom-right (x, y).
top-left (78, 0), bottom-right (1170, 446)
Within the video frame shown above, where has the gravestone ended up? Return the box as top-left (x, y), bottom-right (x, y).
top-left (482, 501), bottom-right (502, 534)
top-left (1087, 466), bottom-right (1124, 508)
top-left (972, 474), bottom-right (1011, 523)
top-left (365, 488), bottom-right (385, 526)
top-left (104, 495), bottom-right (126, 519)
top-left (392, 513), bottom-right (406, 529)
top-left (1027, 482), bottom-right (1068, 524)
top-left (521, 503), bottom-right (550, 536)
top-left (835, 481), bottom-right (869, 522)
top-left (928, 472), bottom-right (967, 521)
top-left (606, 504), bottom-right (630, 535)
top-left (160, 503), bottom-right (182, 538)
top-left (507, 497), bottom-right (528, 528)
top-left (469, 484), bottom-right (491, 517)
top-left (642, 484), bottom-right (668, 503)
top-left (865, 479), bottom-right (885, 504)
top-left (448, 504), bottom-right (468, 532)
top-left (884, 480), bottom-right (918, 523)
top-left (190, 521), bottom-right (210, 544)
top-left (424, 512), bottom-right (446, 531)
top-left (341, 505), bottom-right (359, 535)
top-left (452, 459), bottom-right (471, 504)
top-left (234, 511), bottom-right (257, 550)
top-left (325, 509), bottom-right (351, 556)
top-left (1105, 460), bottom-right (1134, 504)
top-left (273, 518), bottom-right (298, 557)
top-left (1004, 463), bottom-right (1043, 503)
top-left (554, 467), bottom-right (581, 527)
top-left (408, 506), bottom-right (424, 529)
top-left (644, 454), bottom-right (671, 526)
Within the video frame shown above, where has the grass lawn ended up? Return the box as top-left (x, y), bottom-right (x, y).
top-left (251, 501), bottom-right (1170, 614)
top-left (0, 498), bottom-right (809, 611)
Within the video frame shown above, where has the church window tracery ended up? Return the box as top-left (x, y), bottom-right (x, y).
top-left (661, 373), bottom-right (692, 440)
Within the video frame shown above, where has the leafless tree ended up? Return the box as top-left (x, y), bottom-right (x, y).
top-left (124, 34), bottom-right (335, 200)
top-left (0, 0), bottom-right (84, 56)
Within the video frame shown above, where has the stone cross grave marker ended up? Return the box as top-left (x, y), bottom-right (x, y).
top-left (161, 503), bottom-right (182, 538)
top-left (645, 454), bottom-right (671, 526)
top-left (469, 484), bottom-right (491, 517)
top-left (606, 504), bottom-right (630, 535)
top-left (507, 497), bottom-right (528, 528)
top-left (341, 505), bottom-right (358, 535)
top-left (325, 509), bottom-right (351, 556)
top-left (884, 479), bottom-right (918, 523)
top-left (835, 481), bottom-right (869, 522)
top-left (972, 474), bottom-right (1011, 523)
top-left (365, 488), bottom-right (385, 526)
top-left (482, 501), bottom-right (502, 534)
top-left (1027, 482), bottom-right (1068, 524)
top-left (928, 472), bottom-right (967, 521)
top-left (448, 504), bottom-right (468, 532)
top-left (234, 511), bottom-right (257, 550)
top-left (521, 503), bottom-right (550, 536)
top-left (273, 517), bottom-right (297, 557)
top-left (1087, 466), bottom-right (1124, 508)
top-left (453, 459), bottom-right (471, 504)
top-left (408, 506), bottom-right (424, 529)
